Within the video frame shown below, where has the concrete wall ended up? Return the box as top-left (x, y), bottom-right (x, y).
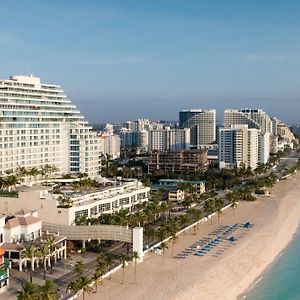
top-left (0, 190), bottom-right (71, 226)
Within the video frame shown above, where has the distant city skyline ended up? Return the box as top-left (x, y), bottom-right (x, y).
top-left (1, 0), bottom-right (300, 124)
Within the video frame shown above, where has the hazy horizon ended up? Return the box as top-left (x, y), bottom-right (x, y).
top-left (1, 0), bottom-right (300, 124)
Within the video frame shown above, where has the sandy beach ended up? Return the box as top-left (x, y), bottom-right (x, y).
top-left (87, 172), bottom-right (300, 300)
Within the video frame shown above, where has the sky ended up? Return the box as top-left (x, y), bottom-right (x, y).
top-left (1, 0), bottom-right (300, 124)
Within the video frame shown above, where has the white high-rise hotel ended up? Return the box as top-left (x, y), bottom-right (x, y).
top-left (219, 125), bottom-right (259, 170)
top-left (179, 109), bottom-right (216, 148)
top-left (219, 109), bottom-right (273, 169)
top-left (148, 127), bottom-right (190, 152)
top-left (0, 75), bottom-right (100, 177)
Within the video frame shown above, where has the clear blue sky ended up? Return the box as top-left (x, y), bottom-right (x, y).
top-left (1, 0), bottom-right (300, 124)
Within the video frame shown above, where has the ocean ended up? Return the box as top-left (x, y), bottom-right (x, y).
top-left (245, 226), bottom-right (300, 300)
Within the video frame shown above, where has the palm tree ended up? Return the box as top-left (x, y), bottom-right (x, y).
top-left (179, 214), bottom-right (191, 233)
top-left (16, 165), bottom-right (28, 179)
top-left (92, 270), bottom-right (102, 293)
top-left (45, 235), bottom-right (57, 274)
top-left (116, 209), bottom-right (130, 228)
top-left (156, 226), bottom-right (167, 242)
top-left (151, 190), bottom-right (163, 205)
top-left (39, 244), bottom-right (50, 281)
top-left (122, 166), bottom-right (132, 178)
top-left (203, 199), bottom-right (215, 224)
top-left (120, 254), bottom-right (128, 284)
top-left (57, 196), bottom-right (73, 208)
top-left (228, 192), bottom-right (238, 218)
top-left (4, 169), bottom-right (13, 176)
top-left (182, 195), bottom-right (193, 210)
top-left (6, 174), bottom-right (19, 190)
top-left (67, 280), bottom-right (80, 296)
top-left (129, 211), bottom-right (144, 227)
top-left (144, 227), bottom-right (156, 245)
top-left (105, 254), bottom-right (113, 280)
top-left (17, 281), bottom-right (38, 300)
top-left (74, 260), bottom-right (85, 277)
top-left (28, 167), bottom-right (39, 181)
top-left (160, 201), bottom-right (169, 221)
top-left (21, 244), bottom-right (39, 283)
top-left (41, 164), bottom-right (58, 183)
top-left (38, 280), bottom-right (57, 300)
top-left (94, 253), bottom-right (108, 281)
top-left (187, 208), bottom-right (203, 233)
top-left (76, 276), bottom-right (93, 300)
top-left (160, 241), bottom-right (168, 265)
top-left (171, 232), bottom-right (178, 257)
top-left (215, 198), bottom-right (225, 226)
top-left (132, 251), bottom-right (139, 284)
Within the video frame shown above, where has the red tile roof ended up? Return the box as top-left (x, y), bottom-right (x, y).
top-left (4, 215), bottom-right (41, 229)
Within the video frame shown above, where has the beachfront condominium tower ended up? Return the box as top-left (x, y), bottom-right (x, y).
top-left (224, 109), bottom-right (272, 163)
top-left (224, 109), bottom-right (272, 135)
top-left (0, 75), bottom-right (101, 177)
top-left (148, 127), bottom-right (190, 152)
top-left (179, 109), bottom-right (216, 148)
top-left (219, 125), bottom-right (259, 170)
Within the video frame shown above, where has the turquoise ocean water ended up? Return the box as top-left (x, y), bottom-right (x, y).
top-left (245, 226), bottom-right (300, 300)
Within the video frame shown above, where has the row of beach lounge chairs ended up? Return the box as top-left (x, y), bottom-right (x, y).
top-left (175, 222), bottom-right (253, 259)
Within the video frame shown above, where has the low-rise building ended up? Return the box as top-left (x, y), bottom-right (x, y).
top-left (4, 210), bottom-right (42, 243)
top-left (148, 150), bottom-right (208, 173)
top-left (151, 179), bottom-right (206, 205)
top-left (0, 179), bottom-right (150, 226)
top-left (0, 247), bottom-right (9, 291)
top-left (151, 185), bottom-right (185, 205)
top-left (0, 210), bottom-right (66, 272)
top-left (158, 179), bottom-right (206, 195)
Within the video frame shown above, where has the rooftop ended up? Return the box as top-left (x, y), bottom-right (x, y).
top-left (159, 179), bottom-right (206, 184)
top-left (1, 234), bottom-right (65, 252)
top-left (4, 211), bottom-right (41, 229)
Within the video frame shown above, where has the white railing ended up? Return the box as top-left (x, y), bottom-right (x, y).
top-left (65, 203), bottom-right (233, 299)
top-left (65, 263), bottom-right (123, 300)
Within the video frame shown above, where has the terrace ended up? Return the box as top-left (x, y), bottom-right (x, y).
top-left (54, 179), bottom-right (145, 208)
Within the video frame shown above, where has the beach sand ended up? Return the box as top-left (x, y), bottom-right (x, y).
top-left (87, 172), bottom-right (300, 300)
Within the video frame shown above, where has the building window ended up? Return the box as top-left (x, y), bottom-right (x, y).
top-left (90, 206), bottom-right (97, 216)
top-left (75, 209), bottom-right (88, 219)
top-left (119, 197), bottom-right (130, 205)
top-left (99, 203), bottom-right (110, 212)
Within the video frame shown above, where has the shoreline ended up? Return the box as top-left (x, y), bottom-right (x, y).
top-left (87, 171), bottom-right (300, 300)
top-left (238, 216), bottom-right (300, 300)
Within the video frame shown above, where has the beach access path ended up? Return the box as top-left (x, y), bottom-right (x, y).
top-left (87, 172), bottom-right (300, 300)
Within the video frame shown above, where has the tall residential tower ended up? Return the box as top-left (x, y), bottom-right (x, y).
top-left (0, 75), bottom-right (100, 177)
top-left (179, 109), bottom-right (216, 148)
top-left (223, 109), bottom-right (272, 164)
top-left (219, 125), bottom-right (259, 170)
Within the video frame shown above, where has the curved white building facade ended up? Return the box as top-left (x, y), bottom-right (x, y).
top-left (0, 75), bottom-right (100, 177)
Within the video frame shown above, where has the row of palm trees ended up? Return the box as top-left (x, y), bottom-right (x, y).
top-left (54, 154), bottom-right (289, 296)
top-left (143, 173), bottom-right (279, 250)
top-left (101, 159), bottom-right (144, 179)
top-left (76, 167), bottom-right (280, 252)
top-left (21, 234), bottom-right (60, 283)
top-left (0, 164), bottom-right (59, 191)
top-left (67, 251), bottom-right (140, 300)
top-left (16, 155), bottom-right (290, 298)
top-left (17, 280), bottom-right (57, 300)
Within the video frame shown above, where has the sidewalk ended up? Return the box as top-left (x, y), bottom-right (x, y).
top-left (2, 252), bottom-right (98, 300)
